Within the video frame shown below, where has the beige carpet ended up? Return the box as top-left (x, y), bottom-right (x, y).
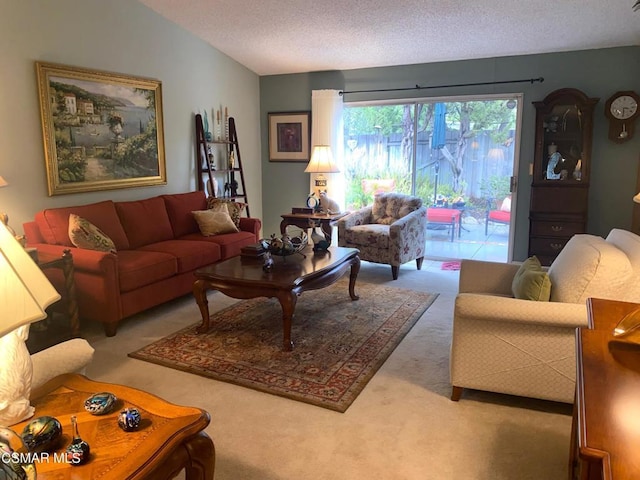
top-left (81, 261), bottom-right (572, 480)
top-left (129, 280), bottom-right (438, 412)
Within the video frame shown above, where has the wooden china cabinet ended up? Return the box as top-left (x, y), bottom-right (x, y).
top-left (529, 88), bottom-right (599, 265)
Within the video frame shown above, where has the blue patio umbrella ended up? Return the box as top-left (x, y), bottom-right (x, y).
top-left (431, 103), bottom-right (447, 204)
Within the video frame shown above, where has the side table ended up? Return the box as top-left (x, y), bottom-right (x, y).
top-left (19, 373), bottom-right (215, 480)
top-left (27, 249), bottom-right (80, 353)
top-left (280, 212), bottom-right (344, 243)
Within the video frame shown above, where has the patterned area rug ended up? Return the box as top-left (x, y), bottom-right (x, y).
top-left (129, 280), bottom-right (438, 412)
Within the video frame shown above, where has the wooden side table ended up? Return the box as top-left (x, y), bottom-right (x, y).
top-left (20, 374), bottom-right (215, 480)
top-left (569, 298), bottom-right (640, 480)
top-left (27, 249), bottom-right (80, 353)
top-left (280, 212), bottom-right (344, 243)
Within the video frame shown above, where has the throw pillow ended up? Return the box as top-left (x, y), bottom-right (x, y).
top-left (206, 197), bottom-right (247, 228)
top-left (512, 256), bottom-right (552, 301)
top-left (192, 209), bottom-right (239, 236)
top-left (68, 214), bottom-right (117, 253)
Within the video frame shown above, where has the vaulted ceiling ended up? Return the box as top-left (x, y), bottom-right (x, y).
top-left (139, 0), bottom-right (640, 76)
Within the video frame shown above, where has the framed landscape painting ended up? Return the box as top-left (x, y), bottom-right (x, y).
top-left (268, 111), bottom-right (311, 162)
top-left (35, 62), bottom-right (167, 195)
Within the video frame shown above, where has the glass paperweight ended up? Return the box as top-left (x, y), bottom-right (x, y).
top-left (0, 426), bottom-right (37, 479)
top-left (65, 415), bottom-right (90, 465)
top-left (21, 415), bottom-right (63, 453)
top-left (84, 392), bottom-right (118, 415)
top-left (118, 408), bottom-right (141, 432)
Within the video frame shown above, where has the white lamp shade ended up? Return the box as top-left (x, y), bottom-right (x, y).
top-left (0, 221), bottom-right (60, 338)
top-left (304, 145), bottom-right (340, 174)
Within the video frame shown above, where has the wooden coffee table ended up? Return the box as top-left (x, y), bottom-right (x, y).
top-left (193, 246), bottom-right (360, 351)
top-left (19, 374), bottom-right (214, 480)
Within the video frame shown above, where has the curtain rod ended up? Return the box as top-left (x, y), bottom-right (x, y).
top-left (339, 77), bottom-right (544, 96)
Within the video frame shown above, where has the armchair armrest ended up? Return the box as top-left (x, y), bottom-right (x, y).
top-left (459, 259), bottom-right (521, 296)
top-left (31, 338), bottom-right (95, 392)
top-left (389, 206), bottom-right (428, 262)
top-left (336, 207), bottom-right (373, 244)
top-left (455, 293), bottom-right (588, 328)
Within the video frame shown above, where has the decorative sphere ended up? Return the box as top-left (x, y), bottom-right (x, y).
top-left (118, 408), bottom-right (141, 432)
top-left (21, 416), bottom-right (62, 453)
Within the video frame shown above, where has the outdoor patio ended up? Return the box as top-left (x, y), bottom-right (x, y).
top-left (425, 216), bottom-right (509, 263)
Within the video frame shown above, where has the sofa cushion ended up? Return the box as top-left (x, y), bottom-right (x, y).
top-left (179, 231), bottom-right (257, 258)
top-left (115, 197), bottom-right (175, 249)
top-left (116, 250), bottom-right (177, 293)
top-left (548, 234), bottom-right (633, 304)
top-left (162, 191), bottom-right (207, 238)
top-left (139, 240), bottom-right (221, 273)
top-left (511, 256), bottom-right (551, 301)
top-left (68, 214), bottom-right (117, 253)
top-left (372, 193), bottom-right (422, 225)
top-left (192, 209), bottom-right (239, 236)
top-left (36, 201), bottom-right (129, 250)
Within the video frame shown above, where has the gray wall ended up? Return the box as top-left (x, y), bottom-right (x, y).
top-left (260, 47), bottom-right (640, 260)
top-left (0, 0), bottom-right (262, 233)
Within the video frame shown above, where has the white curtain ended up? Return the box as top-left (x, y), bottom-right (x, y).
top-left (310, 90), bottom-right (344, 210)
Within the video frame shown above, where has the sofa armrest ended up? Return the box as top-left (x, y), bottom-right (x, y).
top-left (239, 217), bottom-right (262, 239)
top-left (27, 243), bottom-right (118, 275)
top-left (459, 259), bottom-right (522, 296)
top-left (31, 338), bottom-right (95, 392)
top-left (455, 293), bottom-right (588, 328)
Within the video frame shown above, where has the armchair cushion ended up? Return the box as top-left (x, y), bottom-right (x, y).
top-left (511, 256), bottom-right (551, 301)
top-left (371, 193), bottom-right (422, 224)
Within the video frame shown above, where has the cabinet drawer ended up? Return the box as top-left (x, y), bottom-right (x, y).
top-left (529, 236), bottom-right (569, 257)
top-left (530, 221), bottom-right (584, 238)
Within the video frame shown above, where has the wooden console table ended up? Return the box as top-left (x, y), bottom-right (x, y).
top-left (569, 298), bottom-right (640, 479)
top-left (21, 374), bottom-right (215, 479)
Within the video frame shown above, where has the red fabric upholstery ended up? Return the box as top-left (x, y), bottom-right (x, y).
top-left (179, 231), bottom-right (257, 258)
top-left (139, 240), bottom-right (221, 273)
top-left (116, 249), bottom-right (177, 293)
top-left (488, 210), bottom-right (510, 223)
top-left (115, 196), bottom-right (174, 249)
top-left (36, 200), bottom-right (130, 250)
top-left (162, 191), bottom-right (207, 238)
top-left (427, 208), bottom-right (461, 223)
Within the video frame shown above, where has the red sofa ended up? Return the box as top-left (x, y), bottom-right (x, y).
top-left (23, 191), bottom-right (261, 336)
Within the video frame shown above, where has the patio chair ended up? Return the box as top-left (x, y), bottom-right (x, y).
top-left (485, 195), bottom-right (511, 235)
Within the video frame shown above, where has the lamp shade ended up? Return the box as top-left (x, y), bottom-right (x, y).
top-left (304, 145), bottom-right (340, 174)
top-left (0, 220), bottom-right (60, 338)
top-left (634, 192), bottom-right (640, 203)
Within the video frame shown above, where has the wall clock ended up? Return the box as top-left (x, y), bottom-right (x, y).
top-left (604, 91), bottom-right (639, 143)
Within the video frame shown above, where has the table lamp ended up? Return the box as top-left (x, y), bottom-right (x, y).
top-left (0, 220), bottom-right (60, 426)
top-left (304, 145), bottom-right (340, 196)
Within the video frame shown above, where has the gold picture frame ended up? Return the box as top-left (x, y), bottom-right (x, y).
top-left (268, 111), bottom-right (311, 162)
top-left (35, 62), bottom-right (167, 195)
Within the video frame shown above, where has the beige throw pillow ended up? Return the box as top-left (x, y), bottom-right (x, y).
top-left (192, 209), bottom-right (239, 236)
top-left (512, 256), bottom-right (552, 301)
top-left (68, 214), bottom-right (117, 253)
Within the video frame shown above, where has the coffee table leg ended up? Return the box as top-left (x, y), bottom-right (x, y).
top-left (349, 256), bottom-right (360, 300)
top-left (278, 291), bottom-right (298, 351)
top-left (184, 431), bottom-right (215, 480)
top-left (193, 280), bottom-right (211, 334)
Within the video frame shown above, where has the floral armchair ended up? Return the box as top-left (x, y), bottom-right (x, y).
top-left (337, 193), bottom-right (427, 279)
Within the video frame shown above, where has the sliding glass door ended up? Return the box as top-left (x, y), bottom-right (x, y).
top-left (343, 95), bottom-right (522, 262)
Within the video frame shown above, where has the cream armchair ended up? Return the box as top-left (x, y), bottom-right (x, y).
top-left (32, 338), bottom-right (94, 391)
top-left (337, 193), bottom-right (427, 279)
top-left (450, 229), bottom-right (640, 403)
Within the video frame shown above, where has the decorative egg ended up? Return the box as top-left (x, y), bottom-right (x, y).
top-left (84, 392), bottom-right (117, 415)
top-left (0, 427), bottom-right (36, 480)
top-left (117, 408), bottom-right (141, 432)
top-left (21, 416), bottom-right (62, 453)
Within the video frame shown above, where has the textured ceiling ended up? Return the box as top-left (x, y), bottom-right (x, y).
top-left (139, 0), bottom-right (640, 76)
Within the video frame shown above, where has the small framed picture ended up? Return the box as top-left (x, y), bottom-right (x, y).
top-left (268, 111), bottom-right (311, 162)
